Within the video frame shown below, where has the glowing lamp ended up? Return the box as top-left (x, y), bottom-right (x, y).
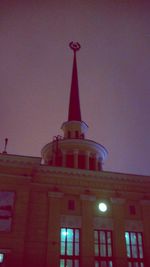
top-left (98, 202), bottom-right (107, 212)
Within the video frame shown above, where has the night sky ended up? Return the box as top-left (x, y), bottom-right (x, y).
top-left (0, 0), bottom-right (150, 176)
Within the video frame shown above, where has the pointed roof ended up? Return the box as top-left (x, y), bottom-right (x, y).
top-left (68, 42), bottom-right (81, 121)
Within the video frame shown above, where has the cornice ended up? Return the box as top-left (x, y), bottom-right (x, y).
top-left (39, 165), bottom-right (150, 183)
top-left (0, 154), bottom-right (41, 168)
top-left (0, 154), bottom-right (150, 194)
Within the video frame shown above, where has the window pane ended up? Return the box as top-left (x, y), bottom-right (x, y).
top-left (61, 228), bottom-right (67, 241)
top-left (67, 242), bottom-right (73, 255)
top-left (67, 229), bottom-right (73, 241)
top-left (75, 229), bottom-right (79, 241)
top-left (132, 245), bottom-right (138, 258)
top-left (131, 233), bottom-right (137, 245)
top-left (101, 261), bottom-right (107, 267)
top-left (60, 259), bottom-right (64, 267)
top-left (95, 261), bottom-right (99, 267)
top-left (94, 231), bottom-right (98, 242)
top-left (138, 233), bottom-right (142, 245)
top-left (100, 231), bottom-right (106, 243)
top-left (61, 242), bottom-right (65, 255)
top-left (75, 242), bottom-right (79, 256)
top-left (127, 245), bottom-right (131, 258)
top-left (75, 260), bottom-right (79, 267)
top-left (139, 246), bottom-right (143, 258)
top-left (66, 259), bottom-right (72, 267)
top-left (108, 261), bottom-right (113, 267)
top-left (108, 244), bottom-right (112, 257)
top-left (128, 262), bottom-right (132, 267)
top-left (94, 244), bottom-right (99, 256)
top-left (100, 244), bottom-right (106, 256)
top-left (107, 232), bottom-right (111, 244)
top-left (125, 232), bottom-right (130, 245)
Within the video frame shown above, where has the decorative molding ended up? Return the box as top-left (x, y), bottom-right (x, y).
top-left (125, 220), bottom-right (143, 232)
top-left (94, 217), bottom-right (114, 230)
top-left (110, 197), bottom-right (125, 204)
top-left (0, 154), bottom-right (41, 168)
top-left (61, 215), bottom-right (81, 228)
top-left (48, 191), bottom-right (64, 198)
top-left (80, 194), bottom-right (96, 201)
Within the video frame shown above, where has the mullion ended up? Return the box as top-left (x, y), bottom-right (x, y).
top-left (129, 232), bottom-right (132, 258)
top-left (73, 229), bottom-right (75, 267)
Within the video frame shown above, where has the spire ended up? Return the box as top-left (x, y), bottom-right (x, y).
top-left (68, 42), bottom-right (81, 121)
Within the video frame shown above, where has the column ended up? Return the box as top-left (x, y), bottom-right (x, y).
top-left (85, 151), bottom-right (90, 170)
top-left (111, 197), bottom-right (128, 267)
top-left (62, 151), bottom-right (66, 167)
top-left (47, 191), bottom-right (64, 267)
top-left (95, 154), bottom-right (99, 171)
top-left (80, 194), bottom-right (96, 267)
top-left (74, 149), bottom-right (78, 168)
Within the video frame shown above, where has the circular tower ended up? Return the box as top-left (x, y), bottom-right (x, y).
top-left (41, 42), bottom-right (108, 171)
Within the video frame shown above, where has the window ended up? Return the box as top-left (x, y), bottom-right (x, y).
top-left (0, 192), bottom-right (15, 231)
top-left (68, 200), bottom-right (75, 211)
top-left (60, 228), bottom-right (80, 267)
top-left (125, 231), bottom-right (144, 267)
top-left (0, 253), bottom-right (4, 264)
top-left (129, 205), bottom-right (136, 215)
top-left (94, 230), bottom-right (113, 267)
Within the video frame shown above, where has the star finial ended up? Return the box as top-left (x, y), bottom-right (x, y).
top-left (69, 42), bottom-right (81, 53)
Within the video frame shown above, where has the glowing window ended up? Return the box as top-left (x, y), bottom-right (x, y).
top-left (0, 253), bottom-right (4, 263)
top-left (60, 228), bottom-right (80, 267)
top-left (94, 230), bottom-right (113, 267)
top-left (125, 231), bottom-right (144, 267)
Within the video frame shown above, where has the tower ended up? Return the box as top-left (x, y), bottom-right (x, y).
top-left (41, 42), bottom-right (108, 171)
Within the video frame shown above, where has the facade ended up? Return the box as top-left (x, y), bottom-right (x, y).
top-left (0, 42), bottom-right (150, 267)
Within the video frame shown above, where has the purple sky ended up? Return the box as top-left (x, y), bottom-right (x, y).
top-left (0, 1), bottom-right (150, 176)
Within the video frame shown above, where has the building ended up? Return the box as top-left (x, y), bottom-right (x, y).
top-left (0, 42), bottom-right (150, 267)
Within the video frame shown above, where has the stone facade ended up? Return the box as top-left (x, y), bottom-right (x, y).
top-left (0, 153), bottom-right (150, 267)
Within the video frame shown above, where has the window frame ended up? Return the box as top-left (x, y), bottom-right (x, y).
top-left (60, 227), bottom-right (80, 267)
top-left (125, 231), bottom-right (145, 267)
top-left (94, 229), bottom-right (114, 267)
top-left (0, 191), bottom-right (15, 232)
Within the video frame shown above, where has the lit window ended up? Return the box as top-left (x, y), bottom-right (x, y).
top-left (94, 230), bottom-right (113, 267)
top-left (0, 253), bottom-right (4, 263)
top-left (0, 192), bottom-right (15, 231)
top-left (60, 228), bottom-right (80, 267)
top-left (125, 231), bottom-right (144, 267)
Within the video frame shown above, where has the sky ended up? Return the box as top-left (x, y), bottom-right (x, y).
top-left (0, 0), bottom-right (150, 176)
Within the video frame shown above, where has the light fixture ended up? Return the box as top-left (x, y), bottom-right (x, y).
top-left (98, 202), bottom-right (108, 212)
